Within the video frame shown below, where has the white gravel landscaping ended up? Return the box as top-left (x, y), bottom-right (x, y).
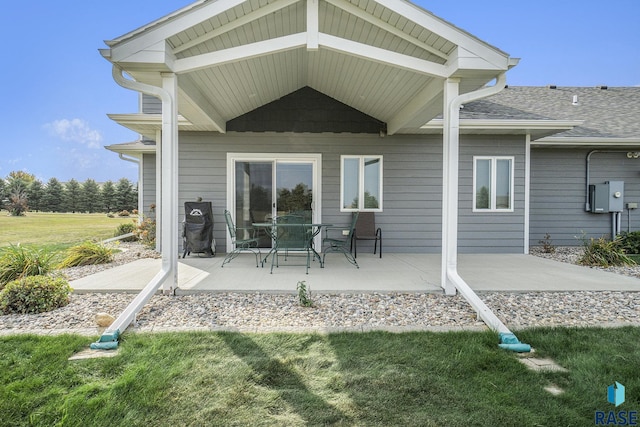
top-left (1, 244), bottom-right (638, 335)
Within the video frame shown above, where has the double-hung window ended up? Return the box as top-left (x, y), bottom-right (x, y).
top-left (473, 156), bottom-right (514, 212)
top-left (341, 155), bottom-right (383, 211)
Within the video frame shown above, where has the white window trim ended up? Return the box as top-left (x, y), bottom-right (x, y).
top-left (340, 155), bottom-right (383, 212)
top-left (472, 156), bottom-right (514, 213)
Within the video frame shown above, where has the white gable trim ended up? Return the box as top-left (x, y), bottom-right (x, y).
top-left (373, 0), bottom-right (511, 69)
top-left (109, 0), bottom-right (247, 63)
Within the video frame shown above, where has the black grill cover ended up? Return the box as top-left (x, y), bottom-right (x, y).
top-left (183, 201), bottom-right (214, 257)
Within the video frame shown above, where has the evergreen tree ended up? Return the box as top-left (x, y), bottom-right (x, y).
top-left (130, 185), bottom-right (139, 212)
top-left (81, 179), bottom-right (102, 213)
top-left (42, 178), bottom-right (66, 212)
top-left (65, 179), bottom-right (82, 213)
top-left (115, 178), bottom-right (136, 212)
top-left (0, 178), bottom-right (6, 208)
top-left (6, 171), bottom-right (35, 195)
top-left (101, 180), bottom-right (116, 213)
top-left (26, 180), bottom-right (45, 212)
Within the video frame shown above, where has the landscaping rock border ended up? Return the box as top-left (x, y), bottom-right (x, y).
top-left (1, 245), bottom-right (639, 336)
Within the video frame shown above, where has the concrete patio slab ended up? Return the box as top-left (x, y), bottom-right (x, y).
top-left (69, 252), bottom-right (640, 294)
top-left (458, 254), bottom-right (640, 292)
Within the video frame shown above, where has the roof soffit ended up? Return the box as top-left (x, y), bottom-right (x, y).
top-left (104, 0), bottom-right (514, 133)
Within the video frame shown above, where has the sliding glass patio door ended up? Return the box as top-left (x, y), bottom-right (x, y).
top-left (230, 154), bottom-right (320, 249)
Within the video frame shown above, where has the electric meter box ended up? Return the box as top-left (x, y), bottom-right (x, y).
top-left (589, 181), bottom-right (624, 213)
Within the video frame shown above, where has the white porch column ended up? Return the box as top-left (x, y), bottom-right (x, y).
top-left (161, 72), bottom-right (179, 293)
top-left (441, 77), bottom-right (460, 295)
top-left (524, 133), bottom-right (531, 254)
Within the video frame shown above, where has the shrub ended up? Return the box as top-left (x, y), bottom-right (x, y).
top-left (114, 222), bottom-right (138, 242)
top-left (578, 236), bottom-right (635, 267)
top-left (118, 210), bottom-right (130, 217)
top-left (0, 275), bottom-right (71, 314)
top-left (7, 190), bottom-right (28, 216)
top-left (538, 233), bottom-right (555, 254)
top-left (0, 244), bottom-right (56, 289)
top-left (135, 216), bottom-right (156, 248)
top-left (58, 241), bottom-right (115, 269)
top-left (618, 231), bottom-right (640, 255)
top-left (296, 280), bottom-right (313, 307)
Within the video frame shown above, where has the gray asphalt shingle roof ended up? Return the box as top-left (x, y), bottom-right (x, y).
top-left (463, 86), bottom-right (640, 139)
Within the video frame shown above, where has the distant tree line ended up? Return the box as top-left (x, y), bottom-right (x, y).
top-left (0, 171), bottom-right (137, 215)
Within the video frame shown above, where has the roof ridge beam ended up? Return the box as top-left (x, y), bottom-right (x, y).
top-left (173, 33), bottom-right (307, 73)
top-left (323, 0), bottom-right (448, 61)
top-left (307, 0), bottom-right (319, 50)
top-left (318, 33), bottom-right (449, 78)
top-left (173, 0), bottom-right (301, 54)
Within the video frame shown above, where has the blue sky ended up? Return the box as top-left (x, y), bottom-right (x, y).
top-left (0, 0), bottom-right (638, 183)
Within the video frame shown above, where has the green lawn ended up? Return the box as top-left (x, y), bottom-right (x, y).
top-left (0, 212), bottom-right (135, 249)
top-left (1, 327), bottom-right (638, 426)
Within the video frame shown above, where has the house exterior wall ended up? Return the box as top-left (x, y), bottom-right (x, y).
top-left (140, 132), bottom-right (530, 254)
top-left (141, 153), bottom-right (156, 215)
top-left (142, 94), bottom-right (162, 114)
top-left (529, 148), bottom-right (640, 246)
top-left (179, 132), bottom-right (443, 253)
top-left (459, 135), bottom-right (527, 253)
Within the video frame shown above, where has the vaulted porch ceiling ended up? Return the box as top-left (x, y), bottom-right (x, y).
top-left (101, 0), bottom-right (518, 135)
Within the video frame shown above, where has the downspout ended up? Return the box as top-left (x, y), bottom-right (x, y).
top-left (585, 150), bottom-right (599, 212)
top-left (91, 65), bottom-right (177, 350)
top-left (442, 73), bottom-right (531, 352)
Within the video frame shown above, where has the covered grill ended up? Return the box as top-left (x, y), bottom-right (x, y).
top-left (182, 201), bottom-right (215, 258)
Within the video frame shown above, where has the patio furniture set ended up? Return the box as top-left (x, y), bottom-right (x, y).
top-left (219, 210), bottom-right (382, 274)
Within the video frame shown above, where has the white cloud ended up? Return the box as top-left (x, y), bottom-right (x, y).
top-left (45, 118), bottom-right (103, 149)
top-left (68, 149), bottom-right (98, 170)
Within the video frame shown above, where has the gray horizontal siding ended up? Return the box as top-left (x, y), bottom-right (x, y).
top-left (177, 132), bottom-right (444, 254)
top-left (530, 148), bottom-right (640, 246)
top-left (141, 153), bottom-right (156, 216)
top-left (458, 135), bottom-right (526, 253)
top-left (140, 132), bottom-right (529, 254)
top-left (142, 94), bottom-right (162, 114)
